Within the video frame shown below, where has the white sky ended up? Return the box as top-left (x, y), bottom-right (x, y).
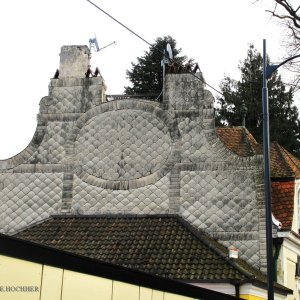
top-left (0, 0), bottom-right (298, 159)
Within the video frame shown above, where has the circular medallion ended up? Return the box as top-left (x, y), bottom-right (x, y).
top-left (75, 110), bottom-right (172, 181)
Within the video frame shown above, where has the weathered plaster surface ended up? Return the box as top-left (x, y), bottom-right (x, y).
top-left (0, 46), bottom-right (266, 271)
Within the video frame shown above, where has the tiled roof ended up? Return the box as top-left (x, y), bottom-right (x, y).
top-left (216, 127), bottom-right (258, 157)
top-left (278, 144), bottom-right (300, 178)
top-left (269, 143), bottom-right (294, 178)
top-left (272, 181), bottom-right (295, 231)
top-left (216, 127), bottom-right (300, 179)
top-left (267, 142), bottom-right (300, 178)
top-left (15, 215), bottom-right (264, 282)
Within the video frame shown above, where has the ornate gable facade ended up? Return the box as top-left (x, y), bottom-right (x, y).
top-left (0, 45), bottom-right (267, 273)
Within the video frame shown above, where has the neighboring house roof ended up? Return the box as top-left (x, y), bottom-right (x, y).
top-left (269, 142), bottom-right (300, 178)
top-left (216, 127), bottom-right (258, 157)
top-left (269, 143), bottom-right (294, 178)
top-left (272, 181), bottom-right (295, 231)
top-left (277, 144), bottom-right (300, 179)
top-left (216, 127), bottom-right (300, 179)
top-left (216, 127), bottom-right (300, 232)
top-left (14, 214), bottom-right (288, 294)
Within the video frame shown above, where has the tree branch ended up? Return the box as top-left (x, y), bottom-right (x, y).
top-left (272, 0), bottom-right (300, 28)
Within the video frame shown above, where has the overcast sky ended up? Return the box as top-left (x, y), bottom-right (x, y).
top-left (0, 0), bottom-right (297, 159)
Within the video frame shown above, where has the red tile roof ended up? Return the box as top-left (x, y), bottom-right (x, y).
top-left (216, 127), bottom-right (299, 231)
top-left (272, 181), bottom-right (295, 231)
top-left (269, 143), bottom-right (294, 178)
top-left (279, 145), bottom-right (300, 178)
top-left (216, 127), bottom-right (300, 179)
top-left (216, 127), bottom-right (258, 157)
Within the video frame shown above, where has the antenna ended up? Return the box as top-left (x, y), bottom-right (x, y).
top-left (98, 41), bottom-right (116, 51)
top-left (160, 43), bottom-right (173, 100)
top-left (166, 43), bottom-right (173, 60)
top-left (89, 36), bottom-right (100, 52)
top-left (161, 43), bottom-right (173, 65)
top-left (89, 36), bottom-right (116, 53)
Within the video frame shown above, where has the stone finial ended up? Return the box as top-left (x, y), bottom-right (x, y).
top-left (59, 45), bottom-right (90, 78)
top-left (240, 101), bottom-right (248, 127)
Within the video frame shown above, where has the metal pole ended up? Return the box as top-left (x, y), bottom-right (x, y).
top-left (262, 39), bottom-right (274, 300)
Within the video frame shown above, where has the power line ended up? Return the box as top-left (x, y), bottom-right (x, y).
top-left (190, 72), bottom-right (224, 96)
top-left (86, 0), bottom-right (152, 47)
top-left (86, 0), bottom-right (224, 96)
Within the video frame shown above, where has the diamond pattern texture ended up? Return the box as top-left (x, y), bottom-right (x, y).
top-left (75, 110), bottom-right (172, 181)
top-left (221, 240), bottom-right (260, 269)
top-left (0, 173), bottom-right (63, 234)
top-left (180, 170), bottom-right (259, 266)
top-left (48, 86), bottom-right (83, 113)
top-left (181, 170), bottom-right (257, 231)
top-left (47, 85), bottom-right (101, 113)
top-left (178, 117), bottom-right (219, 162)
top-left (73, 174), bottom-right (170, 214)
top-left (165, 74), bottom-right (203, 110)
top-left (29, 122), bottom-right (72, 164)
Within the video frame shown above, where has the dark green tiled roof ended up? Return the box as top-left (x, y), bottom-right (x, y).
top-left (16, 215), bottom-right (262, 282)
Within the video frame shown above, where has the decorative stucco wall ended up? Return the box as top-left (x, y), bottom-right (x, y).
top-left (0, 46), bottom-right (266, 272)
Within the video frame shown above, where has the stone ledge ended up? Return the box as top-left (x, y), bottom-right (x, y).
top-left (211, 232), bottom-right (259, 240)
top-left (50, 77), bottom-right (104, 87)
top-left (12, 164), bottom-right (65, 173)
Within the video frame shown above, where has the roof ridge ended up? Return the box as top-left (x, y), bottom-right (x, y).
top-left (50, 214), bottom-right (178, 219)
top-left (241, 127), bottom-right (255, 156)
top-left (273, 143), bottom-right (294, 177)
top-left (279, 145), bottom-right (300, 178)
top-left (12, 216), bottom-right (53, 235)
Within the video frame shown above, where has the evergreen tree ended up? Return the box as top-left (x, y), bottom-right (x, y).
top-left (124, 36), bottom-right (187, 96)
top-left (216, 44), bottom-right (300, 157)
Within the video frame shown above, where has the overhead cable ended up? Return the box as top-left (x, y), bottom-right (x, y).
top-left (86, 0), bottom-right (152, 47)
top-left (86, 0), bottom-right (224, 96)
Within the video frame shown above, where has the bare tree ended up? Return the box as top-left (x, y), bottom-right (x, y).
top-left (267, 1), bottom-right (300, 30)
top-left (257, 0), bottom-right (300, 90)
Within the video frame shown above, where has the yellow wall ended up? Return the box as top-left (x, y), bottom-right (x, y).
top-left (40, 265), bottom-right (63, 300)
top-left (1, 254), bottom-right (287, 300)
top-left (279, 241), bottom-right (298, 300)
top-left (62, 270), bottom-right (113, 300)
top-left (0, 254), bottom-right (196, 300)
top-left (0, 255), bottom-right (42, 300)
top-left (240, 294), bottom-right (266, 300)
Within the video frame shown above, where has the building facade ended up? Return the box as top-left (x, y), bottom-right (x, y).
top-left (0, 45), bottom-right (294, 299)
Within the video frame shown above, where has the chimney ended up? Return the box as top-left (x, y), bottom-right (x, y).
top-left (228, 245), bottom-right (239, 259)
top-left (59, 45), bottom-right (90, 78)
top-left (43, 45), bottom-right (107, 114)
